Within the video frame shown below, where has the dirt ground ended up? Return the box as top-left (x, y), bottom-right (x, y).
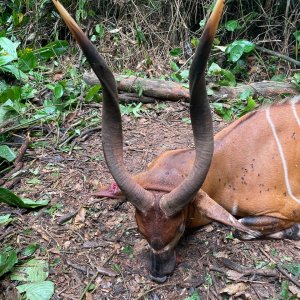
top-left (1, 101), bottom-right (300, 299)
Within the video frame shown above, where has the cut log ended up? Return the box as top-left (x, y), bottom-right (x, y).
top-left (84, 72), bottom-right (189, 101)
top-left (83, 72), bottom-right (298, 102)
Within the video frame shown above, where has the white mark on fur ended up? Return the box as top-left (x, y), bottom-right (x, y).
top-left (291, 96), bottom-right (300, 127)
top-left (266, 107), bottom-right (300, 205)
top-left (229, 214), bottom-right (236, 225)
top-left (231, 201), bottom-right (238, 215)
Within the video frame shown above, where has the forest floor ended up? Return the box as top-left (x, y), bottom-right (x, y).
top-left (1, 101), bottom-right (300, 300)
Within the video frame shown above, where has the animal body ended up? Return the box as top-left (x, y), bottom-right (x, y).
top-left (53, 0), bottom-right (300, 283)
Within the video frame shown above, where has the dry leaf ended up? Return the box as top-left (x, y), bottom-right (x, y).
top-left (220, 282), bottom-right (247, 295)
top-left (74, 207), bottom-right (86, 224)
top-left (85, 292), bottom-right (93, 300)
top-left (53, 73), bottom-right (64, 81)
top-left (289, 285), bottom-right (300, 298)
top-left (226, 270), bottom-right (244, 281)
top-left (134, 239), bottom-right (148, 254)
top-left (215, 251), bottom-right (228, 258)
top-left (64, 241), bottom-right (71, 249)
top-left (204, 224), bottom-right (214, 232)
top-left (96, 266), bottom-right (118, 277)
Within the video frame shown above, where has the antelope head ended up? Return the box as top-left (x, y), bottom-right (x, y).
top-left (53, 0), bottom-right (224, 283)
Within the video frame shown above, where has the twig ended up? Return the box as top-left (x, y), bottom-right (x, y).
top-left (0, 228), bottom-right (15, 242)
top-left (255, 45), bottom-right (300, 68)
top-left (119, 92), bottom-right (156, 104)
top-left (78, 271), bottom-right (99, 300)
top-left (57, 210), bottom-right (79, 225)
top-left (0, 135), bottom-right (30, 187)
top-left (220, 258), bottom-right (277, 277)
top-left (259, 247), bottom-right (300, 288)
top-left (77, 249), bottom-right (117, 300)
top-left (79, 126), bottom-right (102, 141)
top-left (136, 283), bottom-right (174, 300)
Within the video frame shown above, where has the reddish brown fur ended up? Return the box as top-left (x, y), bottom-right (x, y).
top-left (131, 101), bottom-right (300, 233)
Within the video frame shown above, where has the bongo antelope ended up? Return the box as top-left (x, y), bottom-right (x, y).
top-left (53, 0), bottom-right (300, 283)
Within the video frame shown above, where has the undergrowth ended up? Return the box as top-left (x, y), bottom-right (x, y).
top-left (0, 0), bottom-right (299, 178)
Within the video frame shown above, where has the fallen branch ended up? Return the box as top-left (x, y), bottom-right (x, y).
top-left (220, 257), bottom-right (277, 277)
top-left (84, 72), bottom-right (190, 101)
top-left (255, 45), bottom-right (300, 68)
top-left (57, 210), bottom-right (79, 225)
top-left (119, 92), bottom-right (157, 103)
top-left (0, 135), bottom-right (30, 188)
top-left (260, 247), bottom-right (300, 288)
top-left (136, 284), bottom-right (174, 300)
top-left (84, 72), bottom-right (298, 102)
top-left (77, 249), bottom-right (117, 300)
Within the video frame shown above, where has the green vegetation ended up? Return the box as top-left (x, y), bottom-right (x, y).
top-left (0, 1), bottom-right (299, 298)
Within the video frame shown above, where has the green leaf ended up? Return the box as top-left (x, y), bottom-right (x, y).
top-left (122, 245), bottom-right (133, 256)
top-left (208, 62), bottom-right (222, 75)
top-left (294, 31), bottom-right (300, 43)
top-left (0, 214), bottom-right (13, 226)
top-left (0, 249), bottom-right (18, 277)
top-left (184, 291), bottom-right (201, 300)
top-left (17, 281), bottom-right (54, 300)
top-left (22, 198), bottom-right (48, 208)
top-left (18, 51), bottom-right (38, 72)
top-left (0, 85), bottom-right (22, 103)
top-left (282, 262), bottom-right (300, 276)
top-left (170, 47), bottom-right (182, 57)
top-left (0, 54), bottom-right (15, 66)
top-left (211, 103), bottom-right (232, 121)
top-left (95, 24), bottom-right (105, 39)
top-left (280, 280), bottom-right (289, 300)
top-left (113, 264), bottom-right (122, 273)
top-left (0, 37), bottom-right (19, 62)
top-left (22, 244), bottom-right (39, 258)
top-left (182, 117), bottom-right (191, 124)
top-left (170, 61), bottom-right (179, 72)
top-left (199, 18), bottom-right (206, 28)
top-left (180, 69), bottom-right (189, 81)
top-left (54, 84), bottom-right (64, 99)
top-left (226, 40), bottom-right (255, 62)
top-left (238, 98), bottom-right (256, 117)
top-left (239, 88), bottom-right (254, 101)
top-left (33, 40), bottom-right (68, 60)
top-left (0, 187), bottom-right (49, 209)
top-left (85, 84), bottom-right (101, 102)
top-left (0, 64), bottom-right (28, 81)
top-left (218, 69), bottom-right (236, 86)
top-left (228, 44), bottom-right (244, 62)
top-left (292, 74), bottom-right (300, 92)
top-left (0, 145), bottom-right (16, 162)
top-left (135, 26), bottom-right (145, 45)
top-left (225, 20), bottom-right (238, 32)
top-left (11, 259), bottom-right (49, 282)
top-left (271, 74), bottom-right (286, 82)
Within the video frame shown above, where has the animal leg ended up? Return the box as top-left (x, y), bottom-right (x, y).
top-left (234, 216), bottom-right (295, 240)
top-left (193, 191), bottom-right (261, 238)
top-left (266, 224), bottom-right (300, 240)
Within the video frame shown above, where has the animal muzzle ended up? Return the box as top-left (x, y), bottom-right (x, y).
top-left (148, 248), bottom-right (176, 283)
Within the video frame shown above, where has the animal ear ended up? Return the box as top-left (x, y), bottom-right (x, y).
top-left (196, 190), bottom-right (261, 238)
top-left (92, 182), bottom-right (124, 199)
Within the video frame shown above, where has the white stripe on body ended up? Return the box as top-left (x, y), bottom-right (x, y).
top-left (266, 105), bottom-right (300, 205)
top-left (291, 96), bottom-right (300, 127)
top-left (231, 200), bottom-right (238, 215)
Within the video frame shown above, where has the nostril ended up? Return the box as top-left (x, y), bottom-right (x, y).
top-left (149, 274), bottom-right (167, 283)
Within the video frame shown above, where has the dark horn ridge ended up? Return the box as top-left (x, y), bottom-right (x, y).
top-left (160, 0), bottom-right (225, 217)
top-left (52, 0), bottom-right (154, 213)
